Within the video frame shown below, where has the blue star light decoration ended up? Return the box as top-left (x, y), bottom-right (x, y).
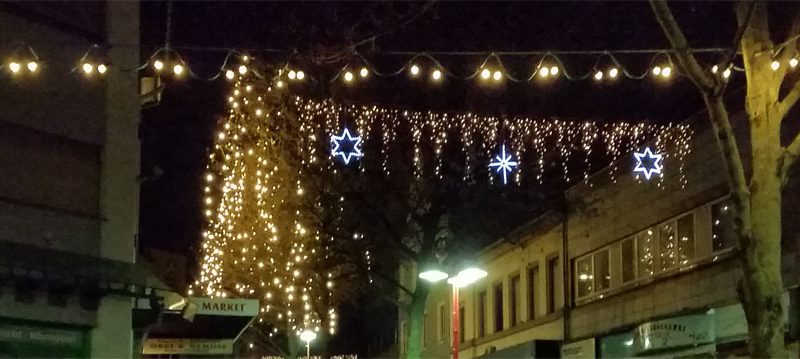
top-left (633, 147), bottom-right (664, 180)
top-left (489, 145), bottom-right (519, 185)
top-left (331, 127), bottom-right (364, 165)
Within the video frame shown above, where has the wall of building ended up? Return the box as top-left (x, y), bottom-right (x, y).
top-left (0, 2), bottom-right (141, 358)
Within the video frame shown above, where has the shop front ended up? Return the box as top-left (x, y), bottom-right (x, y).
top-left (596, 305), bottom-right (752, 358)
top-left (135, 296), bottom-right (259, 358)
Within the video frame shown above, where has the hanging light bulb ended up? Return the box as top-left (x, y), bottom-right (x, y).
top-left (608, 67), bottom-right (619, 78)
top-left (538, 67), bottom-right (550, 78)
top-left (651, 66), bottom-right (662, 76)
top-left (238, 64), bottom-right (248, 75)
top-left (343, 71), bottom-right (354, 82)
top-left (82, 62), bottom-right (94, 74)
top-left (97, 64), bottom-right (107, 74)
top-left (225, 69), bottom-right (235, 80)
top-left (288, 70), bottom-right (297, 80)
top-left (26, 61), bottom-right (38, 72)
top-left (431, 69), bottom-right (442, 81)
top-left (711, 64), bottom-right (719, 74)
top-left (276, 80), bottom-right (284, 88)
top-left (723, 68), bottom-right (731, 79)
top-left (661, 66), bottom-right (672, 78)
top-left (593, 70), bottom-right (604, 81)
top-left (296, 70), bottom-right (305, 80)
top-left (550, 66), bottom-right (559, 76)
top-left (771, 60), bottom-right (780, 71)
top-left (173, 63), bottom-right (184, 76)
top-left (153, 60), bottom-right (164, 72)
top-left (409, 64), bottom-right (420, 76)
top-left (8, 61), bottom-right (21, 74)
top-left (359, 67), bottom-right (369, 78)
top-left (790, 58), bottom-right (799, 68)
top-left (480, 68), bottom-right (491, 80)
top-left (492, 70), bottom-right (502, 81)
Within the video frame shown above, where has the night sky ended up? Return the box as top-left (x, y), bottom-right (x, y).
top-left (136, 1), bottom-right (758, 355)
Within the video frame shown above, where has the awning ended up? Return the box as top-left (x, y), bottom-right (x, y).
top-left (0, 240), bottom-right (168, 294)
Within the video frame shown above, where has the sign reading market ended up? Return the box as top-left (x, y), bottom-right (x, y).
top-left (189, 297), bottom-right (259, 317)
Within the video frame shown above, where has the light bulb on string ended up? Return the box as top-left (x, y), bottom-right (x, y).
top-left (359, 67), bottom-right (369, 78)
top-left (8, 61), bottom-right (21, 74)
top-left (607, 67), bottom-right (619, 79)
top-left (771, 60), bottom-right (780, 71)
top-left (153, 60), bottom-right (164, 72)
top-left (651, 66), bottom-right (662, 76)
top-left (431, 69), bottom-right (442, 81)
top-left (550, 66), bottom-right (559, 76)
top-left (82, 62), bottom-right (94, 74)
top-left (409, 64), bottom-right (420, 76)
top-left (711, 64), bottom-right (719, 74)
top-left (97, 64), bottom-right (107, 74)
top-left (26, 61), bottom-right (38, 72)
top-left (791, 58), bottom-right (799, 68)
top-left (343, 71), bottom-right (354, 83)
top-left (173, 63), bottom-right (185, 76)
top-left (661, 66), bottom-right (671, 78)
top-left (538, 67), bottom-right (550, 78)
top-left (492, 70), bottom-right (503, 81)
top-left (288, 70), bottom-right (296, 80)
top-left (296, 70), bottom-right (305, 80)
top-left (225, 69), bottom-right (235, 80)
top-left (238, 64), bottom-right (248, 75)
top-left (593, 70), bottom-right (604, 81)
top-left (480, 68), bottom-right (491, 80)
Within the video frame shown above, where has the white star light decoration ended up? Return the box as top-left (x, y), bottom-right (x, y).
top-left (331, 127), bottom-right (364, 165)
top-left (489, 145), bottom-right (519, 184)
top-left (633, 147), bottom-right (664, 180)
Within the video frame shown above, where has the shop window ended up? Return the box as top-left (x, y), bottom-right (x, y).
top-left (638, 229), bottom-right (657, 277)
top-left (576, 256), bottom-right (593, 298)
top-left (547, 256), bottom-right (559, 313)
top-left (527, 264), bottom-right (538, 320)
top-left (659, 221), bottom-right (677, 271)
top-left (510, 274), bottom-right (520, 327)
top-left (621, 238), bottom-right (636, 283)
top-left (712, 200), bottom-right (737, 252)
top-left (493, 283), bottom-right (503, 332)
top-left (677, 214), bottom-right (695, 264)
top-left (594, 249), bottom-right (610, 292)
top-left (477, 290), bottom-right (487, 337)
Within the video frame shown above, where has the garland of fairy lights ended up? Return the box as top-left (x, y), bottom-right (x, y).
top-left (8, 42), bottom-right (800, 84)
top-left (287, 97), bottom-right (693, 187)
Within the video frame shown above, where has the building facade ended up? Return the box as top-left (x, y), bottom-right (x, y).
top-left (0, 2), bottom-right (153, 357)
top-left (399, 114), bottom-right (800, 358)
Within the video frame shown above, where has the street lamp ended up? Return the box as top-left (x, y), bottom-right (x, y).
top-left (419, 266), bottom-right (487, 359)
top-left (299, 329), bottom-right (317, 359)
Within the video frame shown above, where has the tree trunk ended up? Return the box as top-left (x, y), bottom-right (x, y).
top-left (405, 278), bottom-right (430, 359)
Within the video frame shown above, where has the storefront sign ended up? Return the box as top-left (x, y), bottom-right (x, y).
top-left (142, 338), bottom-right (234, 355)
top-left (189, 297), bottom-right (259, 317)
top-left (0, 323), bottom-right (84, 349)
top-left (561, 338), bottom-right (595, 359)
top-left (635, 311), bottom-right (714, 353)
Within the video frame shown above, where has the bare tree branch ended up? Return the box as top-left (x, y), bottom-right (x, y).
top-left (650, 0), bottom-right (716, 92)
top-left (780, 81), bottom-right (800, 119)
top-left (782, 132), bottom-right (800, 181)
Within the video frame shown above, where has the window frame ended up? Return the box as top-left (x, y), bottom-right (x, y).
top-left (509, 272), bottom-right (520, 327)
top-left (527, 263), bottom-right (539, 320)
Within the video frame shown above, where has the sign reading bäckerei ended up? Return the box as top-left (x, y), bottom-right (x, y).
top-left (142, 338), bottom-right (234, 355)
top-left (635, 311), bottom-right (714, 353)
top-left (189, 297), bottom-right (259, 317)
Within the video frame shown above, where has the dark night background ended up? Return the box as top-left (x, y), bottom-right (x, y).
top-left (136, 1), bottom-right (760, 355)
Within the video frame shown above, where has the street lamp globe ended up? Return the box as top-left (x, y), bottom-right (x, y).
top-left (299, 329), bottom-right (317, 343)
top-left (447, 267), bottom-right (487, 288)
top-left (418, 269), bottom-right (449, 283)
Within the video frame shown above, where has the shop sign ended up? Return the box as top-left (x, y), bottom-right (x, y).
top-left (189, 297), bottom-right (259, 317)
top-left (142, 338), bottom-right (234, 355)
top-left (561, 338), bottom-right (595, 359)
top-left (0, 323), bottom-right (83, 349)
top-left (635, 311), bottom-right (714, 353)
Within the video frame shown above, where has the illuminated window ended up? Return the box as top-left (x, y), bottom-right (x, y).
top-left (712, 201), bottom-right (736, 251)
top-left (677, 214), bottom-right (695, 264)
top-left (638, 229), bottom-right (657, 277)
top-left (659, 221), bottom-right (677, 271)
top-left (594, 249), bottom-right (610, 291)
top-left (576, 256), bottom-right (593, 298)
top-left (621, 238), bottom-right (636, 283)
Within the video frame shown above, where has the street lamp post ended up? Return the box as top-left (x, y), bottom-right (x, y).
top-left (419, 267), bottom-right (487, 359)
top-left (299, 329), bottom-right (317, 359)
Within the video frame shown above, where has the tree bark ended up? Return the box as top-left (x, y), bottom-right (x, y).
top-left (651, 1), bottom-right (789, 356)
top-left (405, 278), bottom-right (430, 359)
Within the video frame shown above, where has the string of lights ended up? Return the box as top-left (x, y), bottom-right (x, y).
top-left (3, 42), bottom-right (799, 84)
